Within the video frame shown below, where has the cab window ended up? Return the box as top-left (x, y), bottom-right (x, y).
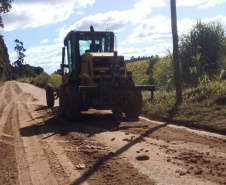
top-left (67, 40), bottom-right (72, 74)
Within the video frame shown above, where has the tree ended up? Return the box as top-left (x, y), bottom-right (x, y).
top-left (13, 39), bottom-right (26, 66)
top-left (0, 35), bottom-right (10, 80)
top-left (33, 66), bottom-right (44, 75)
top-left (179, 21), bottom-right (226, 87)
top-left (0, 0), bottom-right (13, 80)
top-left (0, 0), bottom-right (13, 28)
top-left (170, 0), bottom-right (182, 103)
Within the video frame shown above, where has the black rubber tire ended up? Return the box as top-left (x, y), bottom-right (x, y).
top-left (65, 84), bottom-right (81, 120)
top-left (112, 108), bottom-right (124, 117)
top-left (46, 83), bottom-right (54, 107)
top-left (124, 91), bottom-right (142, 119)
top-left (59, 84), bottom-right (67, 117)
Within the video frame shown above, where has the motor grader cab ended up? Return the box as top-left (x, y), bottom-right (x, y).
top-left (46, 25), bottom-right (155, 120)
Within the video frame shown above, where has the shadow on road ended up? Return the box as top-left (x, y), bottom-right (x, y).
top-left (20, 106), bottom-right (121, 138)
top-left (19, 105), bottom-right (169, 184)
top-left (20, 106), bottom-right (145, 138)
top-left (71, 122), bottom-right (169, 185)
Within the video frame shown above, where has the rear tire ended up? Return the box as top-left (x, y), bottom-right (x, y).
top-left (65, 84), bottom-right (81, 120)
top-left (59, 84), bottom-right (67, 116)
top-left (112, 108), bottom-right (124, 117)
top-left (46, 83), bottom-right (54, 107)
top-left (124, 91), bottom-right (142, 119)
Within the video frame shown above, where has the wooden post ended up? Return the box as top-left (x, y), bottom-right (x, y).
top-left (170, 0), bottom-right (182, 103)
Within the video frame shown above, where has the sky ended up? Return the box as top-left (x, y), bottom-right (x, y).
top-left (2, 0), bottom-right (226, 74)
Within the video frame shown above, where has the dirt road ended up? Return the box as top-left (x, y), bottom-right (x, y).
top-left (0, 81), bottom-right (226, 185)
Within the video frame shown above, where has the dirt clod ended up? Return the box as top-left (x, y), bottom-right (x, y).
top-left (136, 155), bottom-right (150, 161)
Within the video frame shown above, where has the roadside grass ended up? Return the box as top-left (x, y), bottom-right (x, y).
top-left (0, 80), bottom-right (4, 87)
top-left (142, 80), bottom-right (226, 135)
top-left (17, 77), bottom-right (32, 84)
top-left (18, 73), bottom-right (62, 89)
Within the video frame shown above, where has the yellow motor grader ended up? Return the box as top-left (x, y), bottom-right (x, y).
top-left (46, 26), bottom-right (155, 120)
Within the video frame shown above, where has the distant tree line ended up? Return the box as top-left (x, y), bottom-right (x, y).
top-left (0, 0), bottom-right (44, 81)
top-left (125, 56), bottom-right (157, 63)
top-left (10, 39), bottom-right (44, 80)
top-left (0, 37), bottom-right (44, 81)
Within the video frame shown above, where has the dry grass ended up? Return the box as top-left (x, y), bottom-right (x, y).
top-left (142, 80), bottom-right (226, 135)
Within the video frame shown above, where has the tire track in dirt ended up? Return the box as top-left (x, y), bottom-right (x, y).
top-left (24, 93), bottom-right (89, 185)
top-left (0, 82), bottom-right (33, 184)
top-left (0, 84), bottom-right (6, 109)
top-left (0, 82), bottom-right (25, 127)
top-left (12, 102), bottom-right (32, 185)
top-left (0, 98), bottom-right (13, 137)
top-left (0, 105), bottom-right (14, 145)
top-left (16, 92), bottom-right (58, 185)
top-left (1, 82), bottom-right (58, 184)
top-left (0, 82), bottom-right (24, 131)
top-left (15, 88), bottom-right (89, 185)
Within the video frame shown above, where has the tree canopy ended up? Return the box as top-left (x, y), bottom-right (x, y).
top-left (0, 35), bottom-right (10, 80)
top-left (0, 0), bottom-right (13, 28)
top-left (13, 39), bottom-right (26, 66)
top-left (179, 21), bottom-right (226, 87)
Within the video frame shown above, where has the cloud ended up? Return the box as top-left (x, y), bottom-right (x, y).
top-left (9, 43), bottom-right (63, 74)
top-left (120, 15), bottom-right (171, 45)
top-left (177, 0), bottom-right (226, 8)
top-left (118, 44), bottom-right (172, 60)
top-left (120, 15), bottom-right (195, 45)
top-left (40, 39), bottom-right (49, 44)
top-left (54, 0), bottom-right (166, 42)
top-left (2, 0), bottom-right (95, 31)
top-left (202, 15), bottom-right (226, 26)
top-left (120, 13), bottom-right (226, 46)
top-left (9, 42), bottom-right (171, 74)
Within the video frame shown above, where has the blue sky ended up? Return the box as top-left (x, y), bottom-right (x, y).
top-left (2, 0), bottom-right (226, 74)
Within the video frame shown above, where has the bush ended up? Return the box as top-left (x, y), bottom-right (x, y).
top-left (31, 73), bottom-right (50, 88)
top-left (152, 56), bottom-right (175, 92)
top-left (0, 80), bottom-right (4, 87)
top-left (48, 74), bottom-right (61, 88)
top-left (179, 21), bottom-right (226, 87)
top-left (126, 60), bottom-right (150, 85)
top-left (29, 73), bottom-right (62, 89)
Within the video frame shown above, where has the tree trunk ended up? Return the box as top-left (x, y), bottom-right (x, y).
top-left (170, 0), bottom-right (182, 103)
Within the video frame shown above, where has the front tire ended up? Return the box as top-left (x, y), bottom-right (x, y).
top-left (124, 91), bottom-right (142, 119)
top-left (46, 83), bottom-right (54, 107)
top-left (112, 108), bottom-right (124, 117)
top-left (59, 84), bottom-right (67, 116)
top-left (65, 84), bottom-right (81, 120)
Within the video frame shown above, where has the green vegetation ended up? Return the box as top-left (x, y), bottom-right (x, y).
top-left (127, 55), bottom-right (226, 134)
top-left (0, 80), bottom-right (4, 87)
top-left (126, 60), bottom-right (150, 85)
top-left (179, 21), bottom-right (226, 88)
top-left (0, 0), bottom-right (13, 28)
top-left (142, 79), bottom-right (226, 134)
top-left (10, 39), bottom-right (44, 80)
top-left (22, 73), bottom-right (62, 89)
top-left (0, 35), bottom-right (11, 82)
top-left (0, 0), bottom-right (13, 85)
top-left (126, 20), bottom-right (226, 134)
